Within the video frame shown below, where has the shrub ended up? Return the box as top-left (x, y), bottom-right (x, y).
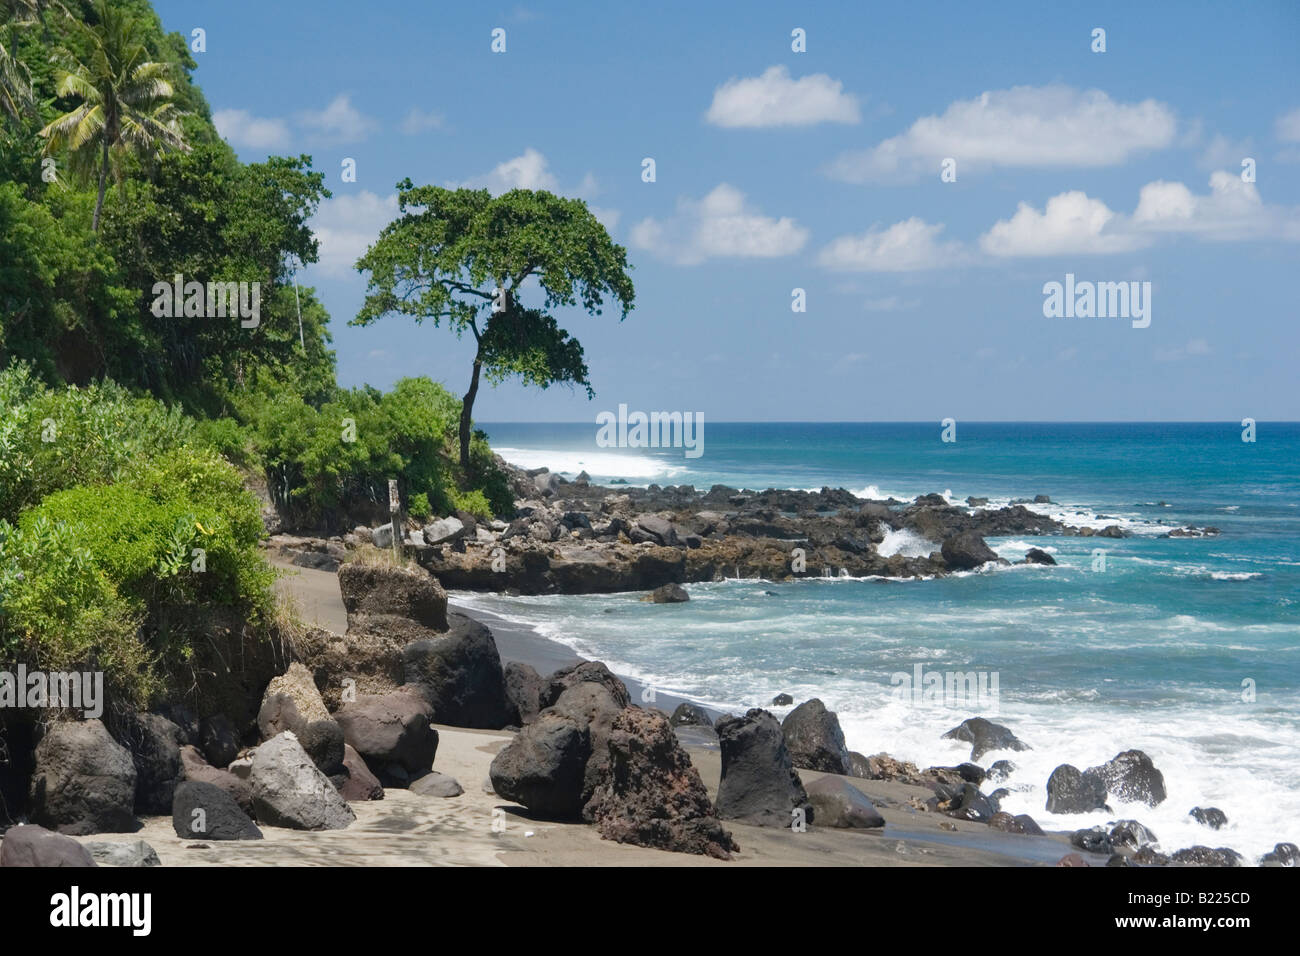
top-left (0, 361), bottom-right (194, 522)
top-left (450, 488), bottom-right (494, 522)
top-left (408, 491), bottom-right (432, 521)
top-left (0, 516), bottom-right (153, 710)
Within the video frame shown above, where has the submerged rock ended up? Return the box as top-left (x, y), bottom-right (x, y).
top-left (942, 717), bottom-right (1030, 761)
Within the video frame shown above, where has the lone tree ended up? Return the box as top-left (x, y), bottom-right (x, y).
top-left (354, 180), bottom-right (635, 469)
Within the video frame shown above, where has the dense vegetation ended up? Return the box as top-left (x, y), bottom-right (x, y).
top-left (0, 0), bottom-right (515, 711)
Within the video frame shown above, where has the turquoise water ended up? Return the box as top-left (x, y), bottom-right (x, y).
top-left (463, 422), bottom-right (1299, 860)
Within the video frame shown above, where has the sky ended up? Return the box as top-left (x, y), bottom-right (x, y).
top-left (153, 0), bottom-right (1300, 421)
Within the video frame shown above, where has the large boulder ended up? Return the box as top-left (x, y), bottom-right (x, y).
top-left (941, 532), bottom-right (1000, 570)
top-left (714, 709), bottom-right (810, 827)
top-left (0, 824), bottom-right (97, 867)
top-left (258, 662), bottom-right (331, 740)
top-left (585, 708), bottom-right (738, 859)
top-left (197, 714), bottom-right (241, 769)
top-left (338, 744), bottom-right (385, 801)
top-left (804, 776), bottom-right (885, 829)
top-left (334, 689), bottom-right (438, 787)
top-left (540, 660), bottom-right (632, 710)
top-left (645, 583), bottom-right (689, 603)
top-left (632, 514), bottom-right (678, 546)
top-left (297, 720), bottom-right (346, 777)
top-left (942, 717), bottom-right (1030, 761)
top-left (402, 612), bottom-right (510, 728)
top-left (547, 682), bottom-right (624, 808)
top-left (29, 720), bottom-right (136, 835)
top-left (1045, 763), bottom-right (1108, 814)
top-left (249, 732), bottom-right (356, 830)
top-left (1089, 750), bottom-right (1166, 807)
top-left (337, 562), bottom-right (449, 632)
top-left (781, 699), bottom-right (851, 774)
top-left (489, 712), bottom-right (592, 818)
top-left (670, 702), bottom-right (713, 728)
top-left (423, 516), bottom-right (468, 546)
top-left (178, 745), bottom-right (253, 817)
top-left (115, 712), bottom-right (184, 816)
top-left (503, 661), bottom-right (544, 726)
top-left (172, 781), bottom-right (263, 840)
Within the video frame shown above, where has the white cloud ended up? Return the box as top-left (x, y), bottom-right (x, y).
top-left (1133, 171), bottom-right (1299, 241)
top-left (212, 109), bottom-right (290, 150)
top-left (400, 108), bottom-right (444, 134)
top-left (818, 218), bottom-right (963, 272)
top-left (1198, 133), bottom-right (1254, 170)
top-left (826, 85), bottom-right (1176, 183)
top-left (705, 65), bottom-right (860, 128)
top-left (298, 94), bottom-right (378, 143)
top-left (457, 147), bottom-right (559, 193)
top-left (630, 184), bottom-right (808, 265)
top-left (309, 191), bottom-right (399, 277)
top-left (981, 191), bottom-right (1148, 257)
top-left (1275, 107), bottom-right (1300, 142)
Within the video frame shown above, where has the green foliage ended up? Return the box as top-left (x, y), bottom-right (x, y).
top-left (354, 180), bottom-right (635, 465)
top-left (450, 488), bottom-right (493, 522)
top-left (0, 515), bottom-right (154, 710)
top-left (408, 491), bottom-right (432, 521)
top-left (0, 360), bottom-right (194, 522)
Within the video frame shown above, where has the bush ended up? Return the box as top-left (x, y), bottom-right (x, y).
top-left (408, 491), bottom-right (432, 521)
top-left (0, 516), bottom-right (153, 710)
top-left (450, 488), bottom-right (494, 522)
top-left (0, 361), bottom-right (195, 522)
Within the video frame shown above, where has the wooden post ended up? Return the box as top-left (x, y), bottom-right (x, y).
top-left (388, 479), bottom-right (402, 563)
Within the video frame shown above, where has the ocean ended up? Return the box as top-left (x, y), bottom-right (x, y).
top-left (459, 422), bottom-right (1299, 860)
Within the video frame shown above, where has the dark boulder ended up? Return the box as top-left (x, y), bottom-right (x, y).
top-left (585, 708), bottom-right (738, 859)
top-left (540, 660), bottom-right (631, 710)
top-left (988, 812), bottom-right (1044, 835)
top-left (337, 562), bottom-right (449, 631)
top-left (297, 720), bottom-right (346, 776)
top-left (1045, 763), bottom-right (1108, 814)
top-left (714, 709), bottom-right (810, 827)
top-left (942, 717), bottom-right (1030, 761)
top-left (646, 583), bottom-right (689, 603)
top-left (1170, 846), bottom-right (1244, 867)
top-left (178, 745), bottom-right (253, 817)
top-left (338, 744), bottom-right (384, 801)
top-left (115, 712), bottom-right (184, 816)
top-left (781, 698), bottom-right (851, 774)
top-left (1260, 843), bottom-right (1298, 866)
top-left (402, 612), bottom-right (510, 728)
top-left (503, 661), bottom-right (544, 726)
top-left (804, 776), bottom-right (884, 829)
top-left (1110, 819), bottom-right (1159, 853)
top-left (669, 702), bottom-right (713, 728)
top-left (1024, 548), bottom-right (1057, 565)
top-left (1071, 826), bottom-right (1113, 854)
top-left (0, 824), bottom-right (97, 866)
top-left (771, 693), bottom-right (794, 706)
top-left (335, 689), bottom-right (438, 787)
top-left (547, 682), bottom-right (624, 808)
top-left (941, 532), bottom-right (1000, 570)
top-left (29, 720), bottom-right (136, 835)
top-left (1189, 806), bottom-right (1227, 830)
top-left (488, 713), bottom-right (591, 818)
top-left (946, 783), bottom-right (996, 823)
top-left (1090, 750), bottom-right (1166, 807)
top-left (172, 781), bottom-right (263, 841)
top-left (197, 714), bottom-right (241, 769)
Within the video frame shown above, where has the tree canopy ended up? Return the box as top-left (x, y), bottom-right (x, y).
top-left (354, 180), bottom-right (635, 466)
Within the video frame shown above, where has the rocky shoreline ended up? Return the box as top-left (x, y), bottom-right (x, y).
top-left (274, 461), bottom-right (1221, 596)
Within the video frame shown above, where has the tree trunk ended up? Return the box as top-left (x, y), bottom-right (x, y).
top-left (92, 137), bottom-right (108, 232)
top-left (459, 355), bottom-right (482, 470)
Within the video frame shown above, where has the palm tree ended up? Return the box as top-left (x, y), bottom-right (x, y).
top-left (39, 0), bottom-right (188, 231)
top-left (0, 2), bottom-right (37, 124)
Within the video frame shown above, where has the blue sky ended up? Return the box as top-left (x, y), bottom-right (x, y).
top-left (154, 0), bottom-right (1300, 421)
